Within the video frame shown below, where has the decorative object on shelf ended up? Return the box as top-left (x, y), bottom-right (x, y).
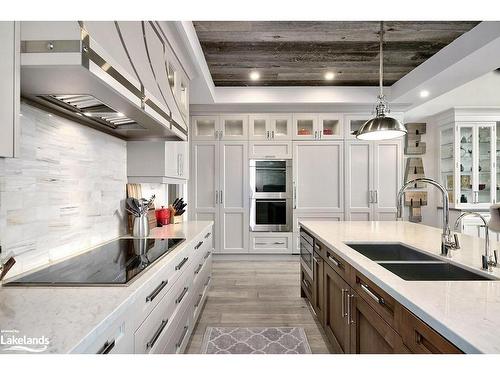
top-left (404, 158), bottom-right (425, 189)
top-left (356, 22), bottom-right (407, 141)
top-left (404, 191), bottom-right (428, 223)
top-left (446, 175), bottom-right (454, 190)
top-left (461, 175), bottom-right (471, 189)
top-left (460, 194), bottom-right (468, 203)
top-left (404, 123), bottom-right (426, 155)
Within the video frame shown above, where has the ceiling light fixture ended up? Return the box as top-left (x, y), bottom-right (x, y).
top-left (324, 72), bottom-right (335, 80)
top-left (420, 90), bottom-right (430, 98)
top-left (249, 71), bottom-right (260, 81)
top-left (117, 112), bottom-right (125, 117)
top-left (356, 22), bottom-right (407, 141)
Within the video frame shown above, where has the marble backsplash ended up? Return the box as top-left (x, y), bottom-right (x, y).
top-left (0, 104), bottom-right (128, 277)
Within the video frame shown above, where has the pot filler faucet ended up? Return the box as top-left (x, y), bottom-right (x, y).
top-left (397, 177), bottom-right (459, 256)
top-left (454, 212), bottom-right (498, 272)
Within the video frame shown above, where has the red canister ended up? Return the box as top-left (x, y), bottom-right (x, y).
top-left (155, 206), bottom-right (171, 226)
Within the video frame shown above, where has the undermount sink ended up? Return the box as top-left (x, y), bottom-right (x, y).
top-left (346, 243), bottom-right (438, 262)
top-left (345, 242), bottom-right (497, 281)
top-left (378, 262), bottom-right (496, 281)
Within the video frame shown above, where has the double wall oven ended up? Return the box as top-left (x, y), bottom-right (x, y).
top-left (249, 159), bottom-right (292, 232)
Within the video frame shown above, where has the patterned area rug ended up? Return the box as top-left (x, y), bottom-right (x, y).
top-left (201, 327), bottom-right (312, 354)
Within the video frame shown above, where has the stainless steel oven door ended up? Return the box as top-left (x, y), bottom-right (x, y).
top-left (249, 198), bottom-right (292, 232)
top-left (249, 159), bottom-right (292, 199)
top-left (299, 230), bottom-right (314, 279)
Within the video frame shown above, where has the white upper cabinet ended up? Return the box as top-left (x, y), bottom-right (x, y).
top-left (220, 114), bottom-right (248, 141)
top-left (318, 113), bottom-right (343, 139)
top-left (191, 116), bottom-right (220, 141)
top-left (293, 113), bottom-right (318, 140)
top-left (249, 114), bottom-right (270, 140)
top-left (127, 141), bottom-right (189, 183)
top-left (270, 114), bottom-right (292, 140)
top-left (0, 21), bottom-right (20, 158)
top-left (344, 113), bottom-right (371, 139)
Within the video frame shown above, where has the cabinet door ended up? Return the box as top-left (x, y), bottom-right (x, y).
top-left (293, 113), bottom-right (318, 140)
top-left (0, 21), bottom-right (20, 158)
top-left (475, 124), bottom-right (495, 205)
top-left (372, 140), bottom-right (402, 220)
top-left (190, 142), bottom-right (220, 251)
top-left (270, 114), bottom-right (292, 140)
top-left (191, 116), bottom-right (219, 141)
top-left (219, 142), bottom-right (249, 253)
top-left (293, 142), bottom-right (344, 212)
top-left (345, 141), bottom-right (373, 221)
top-left (312, 251), bottom-right (324, 321)
top-left (344, 113), bottom-right (371, 140)
top-left (457, 123), bottom-right (475, 205)
top-left (175, 142), bottom-right (189, 180)
top-left (323, 264), bottom-right (350, 353)
top-left (348, 291), bottom-right (405, 354)
top-left (220, 115), bottom-right (248, 141)
top-left (249, 114), bottom-right (270, 140)
top-left (318, 113), bottom-right (343, 139)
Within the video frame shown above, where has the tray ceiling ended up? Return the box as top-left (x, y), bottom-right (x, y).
top-left (193, 21), bottom-right (480, 87)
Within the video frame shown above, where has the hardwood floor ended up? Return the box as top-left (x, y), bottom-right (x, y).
top-left (186, 256), bottom-right (332, 354)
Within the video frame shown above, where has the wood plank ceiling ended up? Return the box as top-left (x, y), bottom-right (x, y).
top-left (193, 21), bottom-right (480, 86)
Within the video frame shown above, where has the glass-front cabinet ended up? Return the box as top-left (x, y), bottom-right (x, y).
top-left (249, 114), bottom-right (292, 141)
top-left (292, 113), bottom-right (342, 140)
top-left (440, 122), bottom-right (496, 208)
top-left (191, 115), bottom-right (249, 141)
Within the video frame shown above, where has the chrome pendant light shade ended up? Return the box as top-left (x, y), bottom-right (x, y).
top-left (356, 22), bottom-right (407, 140)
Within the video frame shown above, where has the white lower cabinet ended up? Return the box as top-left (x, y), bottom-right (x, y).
top-left (248, 141), bottom-right (292, 159)
top-left (249, 232), bottom-right (292, 254)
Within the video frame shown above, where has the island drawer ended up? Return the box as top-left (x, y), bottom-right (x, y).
top-left (349, 269), bottom-right (398, 328)
top-left (398, 307), bottom-right (463, 354)
top-left (319, 242), bottom-right (351, 281)
top-left (300, 265), bottom-right (313, 301)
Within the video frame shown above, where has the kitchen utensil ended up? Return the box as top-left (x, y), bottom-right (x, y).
top-left (175, 209), bottom-right (185, 216)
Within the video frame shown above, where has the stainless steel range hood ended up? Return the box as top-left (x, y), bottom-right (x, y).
top-left (20, 22), bottom-right (188, 140)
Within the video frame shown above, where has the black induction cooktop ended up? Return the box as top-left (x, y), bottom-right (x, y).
top-left (4, 238), bottom-right (185, 286)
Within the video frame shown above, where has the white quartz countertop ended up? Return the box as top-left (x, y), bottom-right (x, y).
top-left (299, 220), bottom-right (500, 354)
top-left (0, 221), bottom-right (213, 354)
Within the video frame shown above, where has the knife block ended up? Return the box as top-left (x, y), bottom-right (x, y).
top-left (171, 215), bottom-right (183, 224)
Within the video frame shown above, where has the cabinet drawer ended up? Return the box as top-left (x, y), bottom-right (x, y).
top-left (134, 260), bottom-right (192, 353)
top-left (249, 233), bottom-right (292, 254)
top-left (300, 265), bottom-right (313, 302)
top-left (320, 243), bottom-right (350, 281)
top-left (398, 308), bottom-right (462, 354)
top-left (249, 141), bottom-right (292, 159)
top-left (349, 269), bottom-right (397, 328)
top-left (158, 297), bottom-right (192, 354)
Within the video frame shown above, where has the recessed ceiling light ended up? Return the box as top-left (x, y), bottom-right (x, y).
top-left (83, 112), bottom-right (93, 117)
top-left (420, 90), bottom-right (430, 98)
top-left (324, 72), bottom-right (335, 80)
top-left (249, 71), bottom-right (260, 81)
top-left (117, 112), bottom-right (125, 117)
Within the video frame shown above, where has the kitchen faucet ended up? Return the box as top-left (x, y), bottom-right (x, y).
top-left (396, 177), bottom-right (459, 256)
top-left (454, 212), bottom-right (498, 272)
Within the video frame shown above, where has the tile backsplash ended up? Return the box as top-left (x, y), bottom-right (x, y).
top-left (0, 104), bottom-right (128, 277)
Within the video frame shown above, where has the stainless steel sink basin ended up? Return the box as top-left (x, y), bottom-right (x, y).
top-left (346, 243), bottom-right (437, 262)
top-left (378, 262), bottom-right (496, 281)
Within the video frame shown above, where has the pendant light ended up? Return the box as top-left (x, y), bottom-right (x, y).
top-left (356, 21), bottom-right (407, 140)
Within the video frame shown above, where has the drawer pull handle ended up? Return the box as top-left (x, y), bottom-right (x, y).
top-left (347, 293), bottom-right (355, 325)
top-left (175, 257), bottom-right (189, 271)
top-left (273, 241), bottom-right (285, 245)
top-left (175, 287), bottom-right (189, 304)
top-left (194, 264), bottom-right (203, 275)
top-left (204, 232), bottom-right (211, 239)
top-left (360, 283), bottom-right (385, 305)
top-left (341, 289), bottom-right (348, 318)
top-left (302, 278), bottom-right (311, 290)
top-left (204, 251), bottom-right (211, 260)
top-left (146, 319), bottom-right (168, 349)
top-left (195, 241), bottom-right (203, 250)
top-left (327, 255), bottom-right (340, 267)
top-left (146, 280), bottom-right (168, 302)
top-left (194, 293), bottom-right (203, 308)
top-left (204, 276), bottom-right (211, 287)
top-left (314, 243), bottom-right (320, 250)
top-left (176, 325), bottom-right (189, 349)
top-left (97, 339), bottom-right (115, 354)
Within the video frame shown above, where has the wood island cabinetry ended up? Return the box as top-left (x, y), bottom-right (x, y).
top-left (299, 227), bottom-right (463, 354)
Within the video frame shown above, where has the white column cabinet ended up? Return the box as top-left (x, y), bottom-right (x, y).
top-left (345, 140), bottom-right (402, 221)
top-left (190, 141), bottom-right (248, 254)
top-left (0, 21), bottom-right (20, 158)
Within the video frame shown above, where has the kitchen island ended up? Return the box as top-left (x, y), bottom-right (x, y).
top-left (0, 221), bottom-right (213, 354)
top-left (299, 220), bottom-right (500, 354)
